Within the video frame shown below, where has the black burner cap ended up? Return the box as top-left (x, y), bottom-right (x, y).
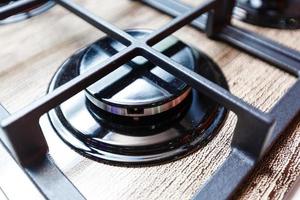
top-left (234, 0), bottom-right (300, 29)
top-left (80, 30), bottom-right (194, 118)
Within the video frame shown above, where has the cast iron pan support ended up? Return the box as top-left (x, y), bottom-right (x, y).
top-left (206, 0), bottom-right (234, 37)
top-left (138, 0), bottom-right (300, 75)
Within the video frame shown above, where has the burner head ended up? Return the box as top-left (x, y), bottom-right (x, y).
top-left (0, 0), bottom-right (55, 24)
top-left (80, 31), bottom-right (193, 118)
top-left (234, 0), bottom-right (300, 29)
top-left (47, 29), bottom-right (228, 166)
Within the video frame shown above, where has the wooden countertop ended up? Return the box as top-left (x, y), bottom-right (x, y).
top-left (0, 0), bottom-right (299, 199)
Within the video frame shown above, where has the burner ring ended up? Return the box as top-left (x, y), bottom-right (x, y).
top-left (47, 29), bottom-right (229, 166)
top-left (0, 1), bottom-right (55, 24)
top-left (85, 88), bottom-right (192, 117)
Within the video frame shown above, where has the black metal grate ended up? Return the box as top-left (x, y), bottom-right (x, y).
top-left (0, 0), bottom-right (299, 199)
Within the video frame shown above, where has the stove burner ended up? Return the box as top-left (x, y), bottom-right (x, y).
top-left (47, 29), bottom-right (228, 165)
top-left (0, 0), bottom-right (55, 24)
top-left (234, 0), bottom-right (300, 29)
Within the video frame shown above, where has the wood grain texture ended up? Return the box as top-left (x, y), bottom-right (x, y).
top-left (0, 0), bottom-right (299, 199)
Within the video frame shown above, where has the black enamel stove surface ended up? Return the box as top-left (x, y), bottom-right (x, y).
top-left (0, 0), bottom-right (54, 24)
top-left (47, 29), bottom-right (228, 165)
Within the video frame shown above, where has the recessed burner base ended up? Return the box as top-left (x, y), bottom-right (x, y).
top-left (0, 1), bottom-right (55, 24)
top-left (234, 0), bottom-right (300, 29)
top-left (47, 30), bottom-right (228, 166)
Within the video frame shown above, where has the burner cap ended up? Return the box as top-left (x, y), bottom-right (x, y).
top-left (234, 0), bottom-right (300, 29)
top-left (80, 30), bottom-right (194, 118)
top-left (47, 29), bottom-right (228, 166)
top-left (0, 1), bottom-right (55, 24)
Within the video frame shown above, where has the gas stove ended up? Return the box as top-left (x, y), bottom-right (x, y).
top-left (0, 0), bottom-right (300, 200)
